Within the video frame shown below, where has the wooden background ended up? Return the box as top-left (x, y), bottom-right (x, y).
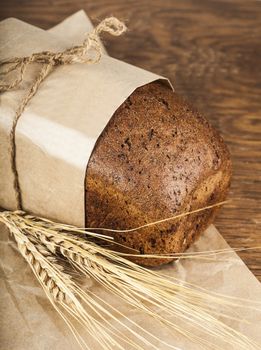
top-left (1, 0), bottom-right (260, 280)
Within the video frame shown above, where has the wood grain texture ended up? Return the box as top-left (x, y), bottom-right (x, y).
top-left (0, 0), bottom-right (260, 279)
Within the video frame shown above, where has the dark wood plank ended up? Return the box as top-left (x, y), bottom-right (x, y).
top-left (1, 0), bottom-right (260, 280)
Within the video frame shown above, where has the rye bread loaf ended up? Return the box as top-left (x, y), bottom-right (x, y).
top-left (85, 81), bottom-right (232, 266)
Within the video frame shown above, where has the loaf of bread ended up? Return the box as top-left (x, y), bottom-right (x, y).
top-left (85, 81), bottom-right (231, 266)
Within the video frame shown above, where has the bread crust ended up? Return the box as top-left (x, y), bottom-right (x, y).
top-left (85, 81), bottom-right (232, 266)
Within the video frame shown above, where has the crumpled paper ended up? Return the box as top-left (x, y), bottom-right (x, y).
top-left (0, 11), bottom-right (260, 350)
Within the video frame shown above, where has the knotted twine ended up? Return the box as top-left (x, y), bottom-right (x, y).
top-left (0, 17), bottom-right (127, 210)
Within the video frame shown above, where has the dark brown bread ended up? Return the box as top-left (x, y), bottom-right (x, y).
top-left (85, 81), bottom-right (232, 266)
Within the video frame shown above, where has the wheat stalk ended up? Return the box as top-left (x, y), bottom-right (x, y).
top-left (27, 220), bottom-right (260, 349)
top-left (1, 210), bottom-right (261, 349)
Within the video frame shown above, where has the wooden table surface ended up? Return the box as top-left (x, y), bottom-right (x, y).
top-left (1, 0), bottom-right (260, 280)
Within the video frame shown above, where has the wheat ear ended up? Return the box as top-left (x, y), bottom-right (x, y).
top-left (1, 210), bottom-right (261, 350)
top-left (1, 213), bottom-right (183, 350)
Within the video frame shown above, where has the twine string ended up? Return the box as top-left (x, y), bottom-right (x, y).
top-left (0, 17), bottom-right (127, 210)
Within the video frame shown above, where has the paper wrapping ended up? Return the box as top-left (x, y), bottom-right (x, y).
top-left (0, 11), bottom-right (170, 226)
top-left (1, 11), bottom-right (261, 350)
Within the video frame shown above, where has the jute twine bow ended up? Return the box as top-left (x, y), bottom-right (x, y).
top-left (0, 17), bottom-right (127, 210)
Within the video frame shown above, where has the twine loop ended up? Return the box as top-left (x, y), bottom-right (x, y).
top-left (0, 17), bottom-right (126, 93)
top-left (0, 16), bottom-right (126, 210)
